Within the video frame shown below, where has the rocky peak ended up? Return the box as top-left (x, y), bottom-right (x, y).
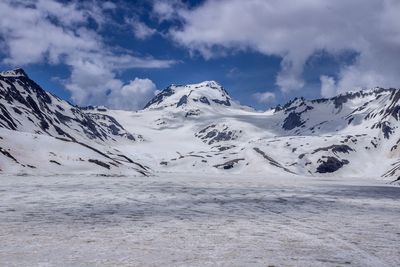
top-left (0, 68), bottom-right (29, 78)
top-left (0, 68), bottom-right (137, 143)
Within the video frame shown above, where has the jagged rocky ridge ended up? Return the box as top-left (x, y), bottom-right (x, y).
top-left (0, 69), bottom-right (148, 175)
top-left (1, 69), bottom-right (400, 182)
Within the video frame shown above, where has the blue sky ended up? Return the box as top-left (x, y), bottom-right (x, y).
top-left (0, 0), bottom-right (399, 110)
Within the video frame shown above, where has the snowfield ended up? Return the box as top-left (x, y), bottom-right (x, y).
top-left (0, 173), bottom-right (399, 267)
top-left (1, 68), bottom-right (400, 266)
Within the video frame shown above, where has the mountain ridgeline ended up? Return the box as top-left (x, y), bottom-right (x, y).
top-left (1, 69), bottom-right (400, 182)
top-left (0, 69), bottom-right (148, 175)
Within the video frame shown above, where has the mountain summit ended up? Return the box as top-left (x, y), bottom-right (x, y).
top-left (0, 68), bottom-right (29, 78)
top-left (144, 81), bottom-right (233, 110)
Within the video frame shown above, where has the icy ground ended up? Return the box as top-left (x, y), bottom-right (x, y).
top-left (0, 174), bottom-right (399, 267)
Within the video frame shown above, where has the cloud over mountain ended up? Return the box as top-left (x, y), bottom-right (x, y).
top-left (2, 0), bottom-right (399, 110)
top-left (0, 0), bottom-right (174, 109)
top-left (159, 0), bottom-right (400, 96)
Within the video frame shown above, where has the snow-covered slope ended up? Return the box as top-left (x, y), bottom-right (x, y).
top-left (109, 81), bottom-right (400, 181)
top-left (0, 69), bottom-right (149, 175)
top-left (1, 68), bottom-right (400, 182)
top-left (144, 81), bottom-right (234, 109)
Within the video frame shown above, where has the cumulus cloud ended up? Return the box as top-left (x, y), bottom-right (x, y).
top-left (158, 0), bottom-right (400, 96)
top-left (0, 0), bottom-right (175, 110)
top-left (320, 76), bottom-right (336, 98)
top-left (252, 91), bottom-right (276, 104)
top-left (107, 78), bottom-right (157, 110)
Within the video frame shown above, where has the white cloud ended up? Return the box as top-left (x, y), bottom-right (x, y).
top-left (152, 0), bottom-right (185, 22)
top-left (107, 78), bottom-right (157, 110)
top-left (160, 0), bottom-right (400, 95)
top-left (127, 18), bottom-right (156, 40)
top-left (63, 52), bottom-right (172, 108)
top-left (35, 0), bottom-right (87, 26)
top-left (320, 75), bottom-right (336, 98)
top-left (133, 22), bottom-right (156, 40)
top-left (102, 1), bottom-right (117, 10)
top-left (253, 91), bottom-right (276, 104)
top-left (0, 0), bottom-right (175, 110)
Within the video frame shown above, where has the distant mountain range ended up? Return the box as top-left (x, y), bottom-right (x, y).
top-left (1, 68), bottom-right (399, 183)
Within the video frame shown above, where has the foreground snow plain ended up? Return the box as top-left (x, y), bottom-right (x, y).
top-left (0, 173), bottom-right (399, 267)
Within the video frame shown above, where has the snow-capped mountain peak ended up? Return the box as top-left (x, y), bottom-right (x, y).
top-left (193, 80), bottom-right (222, 88)
top-left (144, 80), bottom-right (233, 110)
top-left (0, 68), bottom-right (28, 78)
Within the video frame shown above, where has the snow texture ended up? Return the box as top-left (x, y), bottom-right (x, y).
top-left (0, 174), bottom-right (399, 266)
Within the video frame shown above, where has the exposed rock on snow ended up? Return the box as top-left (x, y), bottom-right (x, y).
top-left (213, 158), bottom-right (245, 169)
top-left (2, 69), bottom-right (400, 182)
top-left (0, 69), bottom-right (148, 176)
top-left (316, 156), bottom-right (349, 173)
top-left (195, 124), bottom-right (240, 145)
